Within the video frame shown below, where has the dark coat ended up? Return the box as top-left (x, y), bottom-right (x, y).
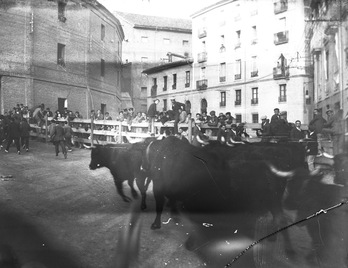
top-left (53, 124), bottom-right (65, 141)
top-left (308, 114), bottom-right (326, 133)
top-left (7, 120), bottom-right (21, 138)
top-left (290, 127), bottom-right (305, 141)
top-left (171, 101), bottom-right (185, 116)
top-left (147, 103), bottom-right (157, 118)
top-left (20, 120), bottom-right (30, 137)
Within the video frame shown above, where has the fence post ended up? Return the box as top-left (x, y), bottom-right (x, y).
top-left (90, 116), bottom-right (94, 147)
top-left (45, 116), bottom-right (48, 143)
top-left (118, 121), bottom-right (122, 143)
top-left (188, 119), bottom-right (192, 143)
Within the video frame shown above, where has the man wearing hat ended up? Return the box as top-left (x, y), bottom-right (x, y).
top-left (257, 116), bottom-right (271, 141)
top-left (148, 99), bottom-right (160, 134)
top-left (171, 99), bottom-right (185, 134)
top-left (270, 108), bottom-right (280, 136)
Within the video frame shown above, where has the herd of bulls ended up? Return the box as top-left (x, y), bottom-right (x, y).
top-left (89, 137), bottom-right (348, 267)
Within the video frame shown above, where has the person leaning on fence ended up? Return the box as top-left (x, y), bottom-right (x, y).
top-left (51, 120), bottom-right (67, 159)
top-left (20, 118), bottom-right (30, 152)
top-left (290, 120), bottom-right (305, 142)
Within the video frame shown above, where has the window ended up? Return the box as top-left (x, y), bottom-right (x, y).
top-left (251, 87), bottom-right (258, 104)
top-left (151, 78), bottom-right (157, 97)
top-left (220, 35), bottom-right (226, 52)
top-left (141, 57), bottom-right (148, 62)
top-left (163, 99), bottom-right (167, 111)
top-left (185, 71), bottom-right (190, 87)
top-left (252, 113), bottom-right (259, 123)
top-left (58, 1), bottom-right (66, 22)
top-left (220, 91), bottom-right (226, 107)
top-left (141, 87), bottom-right (147, 98)
top-left (251, 56), bottom-right (258, 77)
top-left (163, 76), bottom-right (168, 91)
top-left (101, 24), bottom-right (105, 41)
top-left (141, 36), bottom-right (148, 43)
top-left (219, 63), bottom-right (226, 82)
top-left (163, 38), bottom-right (171, 44)
top-left (235, 60), bottom-right (241, 80)
top-left (235, 89), bottom-right (241, 105)
top-left (235, 114), bottom-right (242, 123)
top-left (183, 40), bottom-right (189, 46)
top-left (251, 26), bottom-right (257, 44)
top-left (101, 103), bottom-right (106, 115)
top-left (279, 84), bottom-right (287, 102)
top-left (101, 59), bottom-right (105, 77)
top-left (153, 78), bottom-right (157, 86)
top-left (172, 74), bottom-right (177, 89)
top-left (200, 67), bottom-right (206, 79)
top-left (57, 43), bottom-right (66, 67)
top-left (235, 30), bottom-right (241, 48)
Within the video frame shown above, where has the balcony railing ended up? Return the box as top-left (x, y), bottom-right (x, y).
top-left (274, 0), bottom-right (288, 14)
top-left (235, 41), bottom-right (241, 49)
top-left (172, 84), bottom-right (176, 89)
top-left (278, 95), bottom-right (287, 102)
top-left (220, 76), bottom-right (226, 82)
top-left (151, 85), bottom-right (157, 97)
top-left (274, 30), bottom-right (289, 45)
top-left (198, 28), bottom-right (207, 38)
top-left (220, 101), bottom-right (226, 107)
top-left (235, 100), bottom-right (241, 106)
top-left (273, 66), bottom-right (289, 79)
top-left (251, 98), bottom-right (258, 105)
top-left (235, 74), bottom-right (241, 80)
top-left (197, 52), bottom-right (207, 63)
top-left (57, 58), bottom-right (66, 67)
top-left (196, 79), bottom-right (208, 90)
top-left (185, 83), bottom-right (190, 88)
top-left (163, 86), bottom-right (167, 91)
top-left (251, 71), bottom-right (258, 77)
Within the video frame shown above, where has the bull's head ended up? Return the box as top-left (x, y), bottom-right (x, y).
top-left (89, 146), bottom-right (104, 170)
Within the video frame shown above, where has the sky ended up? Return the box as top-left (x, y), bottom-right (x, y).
top-left (98, 0), bottom-right (218, 19)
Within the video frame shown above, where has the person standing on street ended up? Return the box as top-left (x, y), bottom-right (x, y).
top-left (52, 120), bottom-right (67, 159)
top-left (20, 118), bottom-right (30, 152)
top-left (308, 108), bottom-right (327, 155)
top-left (147, 99), bottom-right (159, 134)
top-left (5, 116), bottom-right (21, 154)
top-left (64, 121), bottom-right (73, 152)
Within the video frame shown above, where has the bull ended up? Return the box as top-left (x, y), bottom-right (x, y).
top-left (282, 167), bottom-right (348, 267)
top-left (89, 140), bottom-right (153, 210)
top-left (142, 136), bottom-right (297, 255)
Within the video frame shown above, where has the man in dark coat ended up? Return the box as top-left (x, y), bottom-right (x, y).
top-left (270, 107), bottom-right (280, 135)
top-left (147, 99), bottom-right (159, 134)
top-left (290, 120), bottom-right (305, 141)
top-left (308, 108), bottom-right (327, 154)
top-left (52, 120), bottom-right (67, 158)
top-left (171, 99), bottom-right (185, 134)
top-left (20, 118), bottom-right (30, 152)
top-left (5, 117), bottom-right (21, 154)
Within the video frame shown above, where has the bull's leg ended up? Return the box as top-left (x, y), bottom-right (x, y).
top-left (135, 173), bottom-right (148, 210)
top-left (128, 178), bottom-right (139, 199)
top-left (151, 185), bottom-right (165, 230)
top-left (114, 179), bottom-right (132, 202)
top-left (272, 211), bottom-right (295, 256)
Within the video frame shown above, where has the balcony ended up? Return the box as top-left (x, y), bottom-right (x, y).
top-left (251, 71), bottom-right (258, 77)
top-left (251, 38), bottom-right (258, 45)
top-left (151, 85), bottom-right (157, 97)
top-left (273, 66), bottom-right (289, 80)
top-left (220, 76), bottom-right (226, 82)
top-left (251, 98), bottom-right (258, 105)
top-left (278, 95), bottom-right (287, 102)
top-left (57, 58), bottom-right (66, 68)
top-left (220, 101), bottom-right (226, 107)
top-left (197, 52), bottom-right (207, 63)
top-left (274, 31), bottom-right (289, 45)
top-left (235, 100), bottom-right (241, 106)
top-left (198, 28), bottom-right (207, 38)
top-left (185, 83), bottom-right (190, 88)
top-left (196, 79), bottom-right (208, 90)
top-left (163, 86), bottom-right (167, 91)
top-left (274, 0), bottom-right (288, 14)
top-left (235, 74), bottom-right (241, 80)
top-left (235, 41), bottom-right (241, 49)
top-left (172, 84), bottom-right (176, 90)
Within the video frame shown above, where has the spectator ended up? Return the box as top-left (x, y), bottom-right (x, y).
top-left (104, 112), bottom-right (112, 120)
top-left (75, 111), bottom-right (83, 119)
top-left (52, 120), bottom-right (67, 159)
top-left (176, 127), bottom-right (189, 143)
top-left (178, 108), bottom-right (187, 124)
top-left (45, 108), bottom-right (53, 118)
top-left (95, 110), bottom-right (104, 120)
top-left (22, 106), bottom-right (30, 120)
top-left (225, 112), bottom-right (233, 125)
top-left (290, 120), bottom-right (305, 141)
top-left (20, 118), bottom-right (30, 152)
top-left (273, 111), bottom-right (290, 140)
top-left (308, 108), bottom-right (327, 154)
top-left (132, 112), bottom-right (143, 123)
top-left (185, 113), bottom-right (193, 124)
top-left (257, 116), bottom-right (271, 142)
top-left (207, 111), bottom-right (218, 127)
top-left (64, 121), bottom-right (73, 152)
top-left (171, 99), bottom-right (185, 134)
top-left (4, 117), bottom-right (21, 154)
top-left (218, 113), bottom-right (226, 125)
top-left (270, 108), bottom-right (280, 135)
top-left (304, 129), bottom-right (318, 171)
top-left (227, 124), bottom-right (243, 144)
top-left (148, 99), bottom-right (159, 134)
top-left (322, 104), bottom-right (344, 155)
top-left (90, 110), bottom-right (95, 119)
top-left (201, 111), bottom-right (209, 124)
top-left (192, 121), bottom-right (209, 147)
top-left (116, 111), bottom-right (125, 122)
top-left (217, 123), bottom-right (229, 144)
top-left (67, 111), bottom-right (75, 122)
top-left (32, 104), bottom-right (45, 127)
top-left (195, 113), bottom-right (202, 124)
top-left (53, 110), bottom-right (62, 120)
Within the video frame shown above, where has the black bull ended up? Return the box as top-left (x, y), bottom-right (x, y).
top-left (89, 141), bottom-right (153, 210)
top-left (142, 137), bottom-right (307, 251)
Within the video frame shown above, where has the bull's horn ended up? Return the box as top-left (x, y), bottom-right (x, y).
top-left (322, 152), bottom-right (334, 159)
top-left (268, 164), bottom-right (294, 178)
top-left (83, 143), bottom-right (94, 149)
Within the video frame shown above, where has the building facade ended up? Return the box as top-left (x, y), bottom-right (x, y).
top-left (308, 0), bottom-right (348, 118)
top-left (186, 0), bottom-right (314, 124)
top-left (0, 0), bottom-right (124, 118)
top-left (114, 11), bottom-right (192, 113)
